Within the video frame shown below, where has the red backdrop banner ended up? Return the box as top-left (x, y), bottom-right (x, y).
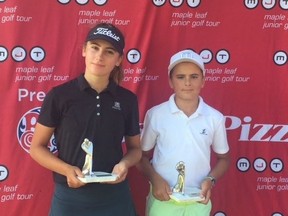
top-left (1, 0), bottom-right (288, 215)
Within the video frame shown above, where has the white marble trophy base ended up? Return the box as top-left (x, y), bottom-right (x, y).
top-left (78, 172), bottom-right (118, 183)
top-left (170, 187), bottom-right (205, 203)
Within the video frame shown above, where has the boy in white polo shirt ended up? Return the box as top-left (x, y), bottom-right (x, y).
top-left (137, 49), bottom-right (230, 216)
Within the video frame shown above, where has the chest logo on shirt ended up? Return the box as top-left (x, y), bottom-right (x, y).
top-left (112, 101), bottom-right (121, 111)
top-left (200, 129), bottom-right (208, 135)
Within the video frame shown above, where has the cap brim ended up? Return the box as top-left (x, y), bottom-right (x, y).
top-left (86, 35), bottom-right (123, 54)
top-left (168, 58), bottom-right (204, 74)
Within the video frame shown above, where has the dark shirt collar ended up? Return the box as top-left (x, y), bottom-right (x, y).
top-left (77, 74), bottom-right (118, 95)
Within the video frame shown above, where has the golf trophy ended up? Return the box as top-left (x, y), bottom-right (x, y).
top-left (77, 138), bottom-right (118, 183)
top-left (169, 161), bottom-right (204, 203)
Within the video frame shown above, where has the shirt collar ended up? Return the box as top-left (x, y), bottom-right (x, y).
top-left (168, 94), bottom-right (205, 115)
top-left (77, 74), bottom-right (118, 96)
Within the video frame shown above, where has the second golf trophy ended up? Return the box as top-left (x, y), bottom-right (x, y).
top-left (169, 161), bottom-right (204, 203)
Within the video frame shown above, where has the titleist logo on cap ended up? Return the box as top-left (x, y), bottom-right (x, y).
top-left (93, 27), bottom-right (121, 41)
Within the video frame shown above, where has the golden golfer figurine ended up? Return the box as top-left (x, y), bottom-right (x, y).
top-left (172, 161), bottom-right (185, 194)
top-left (170, 161), bottom-right (205, 203)
top-left (77, 138), bottom-right (119, 183)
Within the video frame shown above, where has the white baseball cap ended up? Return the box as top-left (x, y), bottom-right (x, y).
top-left (168, 49), bottom-right (205, 76)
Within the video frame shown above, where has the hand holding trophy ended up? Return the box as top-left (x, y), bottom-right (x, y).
top-left (169, 161), bottom-right (205, 203)
top-left (77, 138), bottom-right (119, 183)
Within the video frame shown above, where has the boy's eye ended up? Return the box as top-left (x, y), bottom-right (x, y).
top-left (191, 75), bottom-right (199, 79)
top-left (175, 74), bottom-right (199, 79)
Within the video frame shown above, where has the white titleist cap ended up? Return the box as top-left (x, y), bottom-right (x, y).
top-left (168, 49), bottom-right (205, 76)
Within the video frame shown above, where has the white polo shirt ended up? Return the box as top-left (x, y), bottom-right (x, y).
top-left (141, 94), bottom-right (229, 188)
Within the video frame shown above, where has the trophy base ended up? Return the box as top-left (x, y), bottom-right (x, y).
top-left (78, 172), bottom-right (118, 183)
top-left (170, 187), bottom-right (204, 203)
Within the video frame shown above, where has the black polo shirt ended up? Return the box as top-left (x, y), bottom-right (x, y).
top-left (38, 74), bottom-right (140, 183)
